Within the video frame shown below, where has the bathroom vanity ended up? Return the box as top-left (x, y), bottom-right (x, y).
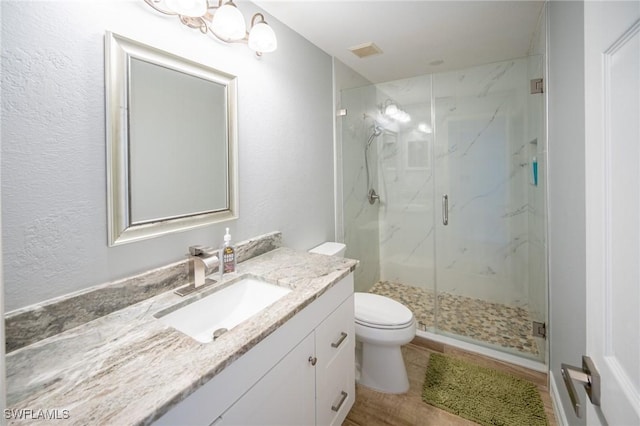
top-left (5, 241), bottom-right (357, 426)
top-left (156, 273), bottom-right (354, 426)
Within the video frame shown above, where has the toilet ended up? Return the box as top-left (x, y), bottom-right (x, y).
top-left (309, 242), bottom-right (416, 394)
top-left (354, 293), bottom-right (415, 393)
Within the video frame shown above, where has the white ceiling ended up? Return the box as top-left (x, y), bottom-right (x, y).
top-left (254, 0), bottom-right (545, 84)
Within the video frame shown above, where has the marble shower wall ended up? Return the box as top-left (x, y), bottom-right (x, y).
top-left (372, 58), bottom-right (536, 307)
top-left (431, 59), bottom-right (531, 306)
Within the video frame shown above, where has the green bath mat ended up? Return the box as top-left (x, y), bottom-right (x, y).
top-left (422, 353), bottom-right (548, 426)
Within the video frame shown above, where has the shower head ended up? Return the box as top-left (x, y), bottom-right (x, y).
top-left (366, 126), bottom-right (382, 148)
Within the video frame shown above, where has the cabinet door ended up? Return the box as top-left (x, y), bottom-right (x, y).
top-left (218, 333), bottom-right (316, 426)
top-left (315, 295), bottom-right (355, 426)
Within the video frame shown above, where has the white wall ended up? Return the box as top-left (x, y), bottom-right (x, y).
top-left (1, 1), bottom-right (335, 311)
top-left (547, 1), bottom-right (587, 424)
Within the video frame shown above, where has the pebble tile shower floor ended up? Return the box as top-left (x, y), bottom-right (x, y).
top-left (369, 281), bottom-right (540, 357)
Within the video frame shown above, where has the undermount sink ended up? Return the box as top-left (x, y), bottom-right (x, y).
top-left (155, 276), bottom-right (291, 343)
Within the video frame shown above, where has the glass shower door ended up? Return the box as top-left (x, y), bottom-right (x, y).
top-left (432, 58), bottom-right (545, 360)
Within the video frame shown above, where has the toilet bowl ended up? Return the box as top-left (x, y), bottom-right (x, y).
top-left (354, 292), bottom-right (416, 394)
top-left (308, 242), bottom-right (416, 394)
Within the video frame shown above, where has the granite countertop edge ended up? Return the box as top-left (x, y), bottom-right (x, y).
top-left (6, 247), bottom-right (358, 426)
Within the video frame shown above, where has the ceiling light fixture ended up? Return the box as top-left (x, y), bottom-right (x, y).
top-left (382, 100), bottom-right (411, 123)
top-left (143, 0), bottom-right (277, 55)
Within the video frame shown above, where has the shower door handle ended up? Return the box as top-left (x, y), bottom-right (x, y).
top-left (442, 194), bottom-right (449, 225)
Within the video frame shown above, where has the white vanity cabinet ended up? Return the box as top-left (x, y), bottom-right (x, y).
top-left (219, 332), bottom-right (316, 425)
top-left (154, 273), bottom-right (354, 426)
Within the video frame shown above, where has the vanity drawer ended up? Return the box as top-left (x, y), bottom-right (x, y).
top-left (316, 294), bottom-right (354, 363)
top-left (316, 295), bottom-right (355, 426)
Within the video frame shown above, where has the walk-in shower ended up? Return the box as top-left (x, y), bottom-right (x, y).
top-left (340, 56), bottom-right (546, 363)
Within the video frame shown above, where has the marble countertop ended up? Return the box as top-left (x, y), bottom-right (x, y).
top-left (6, 248), bottom-right (357, 425)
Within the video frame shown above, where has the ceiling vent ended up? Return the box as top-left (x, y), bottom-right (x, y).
top-left (349, 42), bottom-right (383, 59)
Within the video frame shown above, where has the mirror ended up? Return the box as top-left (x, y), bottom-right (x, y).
top-left (105, 32), bottom-right (238, 246)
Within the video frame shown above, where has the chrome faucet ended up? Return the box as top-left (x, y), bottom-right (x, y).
top-left (175, 245), bottom-right (220, 296)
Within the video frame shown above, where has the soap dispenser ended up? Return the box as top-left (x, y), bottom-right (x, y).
top-left (221, 228), bottom-right (236, 274)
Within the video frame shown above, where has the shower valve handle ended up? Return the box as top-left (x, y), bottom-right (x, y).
top-left (368, 189), bottom-right (380, 205)
top-left (442, 194), bottom-right (449, 225)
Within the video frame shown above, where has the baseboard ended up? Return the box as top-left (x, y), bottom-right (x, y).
top-left (550, 370), bottom-right (569, 426)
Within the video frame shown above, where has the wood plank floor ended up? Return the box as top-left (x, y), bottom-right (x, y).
top-left (343, 338), bottom-right (557, 426)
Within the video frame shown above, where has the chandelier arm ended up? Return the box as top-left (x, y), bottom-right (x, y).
top-left (206, 0), bottom-right (223, 12)
top-left (177, 15), bottom-right (210, 33)
top-left (143, 0), bottom-right (178, 15)
top-left (206, 25), bottom-right (248, 44)
top-left (250, 13), bottom-right (265, 28)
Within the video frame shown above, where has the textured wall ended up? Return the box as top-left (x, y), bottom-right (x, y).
top-left (1, 1), bottom-right (334, 311)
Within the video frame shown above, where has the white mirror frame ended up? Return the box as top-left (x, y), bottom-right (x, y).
top-left (105, 32), bottom-right (238, 246)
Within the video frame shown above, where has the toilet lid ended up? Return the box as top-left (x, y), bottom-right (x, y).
top-left (354, 293), bottom-right (414, 328)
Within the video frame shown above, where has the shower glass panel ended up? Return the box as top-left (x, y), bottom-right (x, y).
top-left (340, 84), bottom-right (382, 294)
top-left (375, 76), bottom-right (436, 331)
top-left (433, 58), bottom-right (545, 360)
top-left (339, 55), bottom-right (545, 362)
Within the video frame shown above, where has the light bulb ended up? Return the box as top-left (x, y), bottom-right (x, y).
top-left (398, 111), bottom-right (411, 123)
top-left (165, 0), bottom-right (207, 17)
top-left (211, 2), bottom-right (247, 41)
top-left (418, 122), bottom-right (432, 133)
top-left (384, 103), bottom-right (399, 117)
top-left (248, 21), bottom-right (277, 53)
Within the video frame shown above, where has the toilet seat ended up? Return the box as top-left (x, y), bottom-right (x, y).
top-left (354, 293), bottom-right (414, 329)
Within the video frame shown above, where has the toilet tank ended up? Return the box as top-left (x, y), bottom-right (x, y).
top-left (309, 242), bottom-right (346, 258)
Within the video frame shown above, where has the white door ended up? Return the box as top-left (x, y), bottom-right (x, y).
top-left (584, 2), bottom-right (640, 425)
